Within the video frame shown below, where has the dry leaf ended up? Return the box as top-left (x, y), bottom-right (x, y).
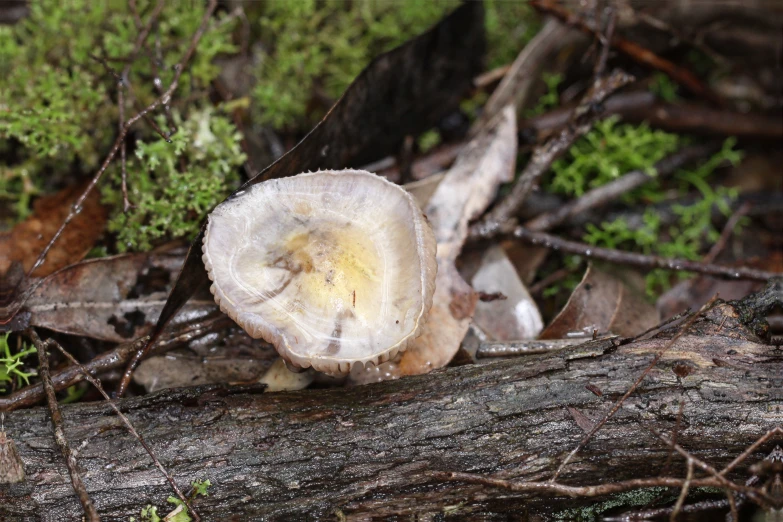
top-left (540, 264), bottom-right (660, 339)
top-left (26, 254), bottom-right (216, 342)
top-left (398, 105), bottom-right (518, 375)
top-left (0, 182), bottom-right (107, 278)
top-left (472, 245), bottom-right (543, 341)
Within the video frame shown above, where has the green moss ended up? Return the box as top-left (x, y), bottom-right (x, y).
top-left (101, 108), bottom-right (246, 252)
top-left (578, 138), bottom-right (743, 295)
top-left (417, 129), bottom-right (442, 153)
top-left (649, 72), bottom-right (680, 102)
top-left (525, 72), bottom-right (564, 117)
top-left (1, 0), bottom-right (239, 229)
top-left (4, 0), bottom-right (540, 248)
top-left (549, 116), bottom-right (681, 198)
top-left (251, 0), bottom-right (539, 128)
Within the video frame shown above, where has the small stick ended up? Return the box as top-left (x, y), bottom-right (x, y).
top-left (27, 0), bottom-right (218, 277)
top-left (44, 335), bottom-right (200, 521)
top-left (524, 144), bottom-right (718, 232)
top-left (671, 458), bottom-right (695, 521)
top-left (650, 427), bottom-right (771, 506)
top-left (476, 339), bottom-right (589, 359)
top-left (530, 0), bottom-right (725, 106)
top-left (0, 314), bottom-right (231, 412)
top-left (118, 84), bottom-right (131, 212)
top-left (593, 7), bottom-right (616, 79)
top-left (703, 201), bottom-right (752, 264)
top-left (550, 297), bottom-right (717, 482)
top-left (521, 95), bottom-right (783, 141)
top-left (472, 69), bottom-right (634, 239)
top-left (28, 329), bottom-right (100, 521)
top-left (627, 308), bottom-right (692, 343)
top-left (720, 427), bottom-right (783, 477)
top-left (512, 227), bottom-right (778, 282)
top-left (435, 472), bottom-right (728, 498)
top-left (473, 63), bottom-right (512, 89)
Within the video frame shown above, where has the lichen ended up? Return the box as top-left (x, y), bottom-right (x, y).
top-left (553, 487), bottom-right (671, 521)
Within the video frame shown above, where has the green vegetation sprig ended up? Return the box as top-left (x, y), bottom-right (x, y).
top-left (0, 334), bottom-right (37, 393)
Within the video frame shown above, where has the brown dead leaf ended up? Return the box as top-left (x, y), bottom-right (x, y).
top-left (0, 182), bottom-right (107, 278)
top-left (540, 264), bottom-right (660, 339)
top-left (398, 105), bottom-right (518, 376)
top-left (26, 253), bottom-right (216, 342)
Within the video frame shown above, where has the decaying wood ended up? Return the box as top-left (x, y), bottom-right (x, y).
top-left (1, 287), bottom-right (778, 520)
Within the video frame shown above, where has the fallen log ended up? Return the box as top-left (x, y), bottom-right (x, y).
top-left (0, 284), bottom-right (779, 520)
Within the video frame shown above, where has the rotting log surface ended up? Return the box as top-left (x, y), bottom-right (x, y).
top-left (1, 298), bottom-right (778, 520)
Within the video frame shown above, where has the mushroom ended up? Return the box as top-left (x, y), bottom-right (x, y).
top-left (202, 169), bottom-right (437, 375)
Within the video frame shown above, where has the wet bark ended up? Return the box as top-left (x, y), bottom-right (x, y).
top-left (0, 294), bottom-right (778, 521)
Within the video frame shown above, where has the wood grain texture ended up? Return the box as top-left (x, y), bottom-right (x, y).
top-left (1, 293), bottom-right (778, 520)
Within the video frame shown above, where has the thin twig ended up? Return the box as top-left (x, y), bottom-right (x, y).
top-left (511, 227), bottom-right (778, 282)
top-left (703, 201), bottom-right (752, 264)
top-left (118, 85), bottom-right (131, 212)
top-left (435, 471), bottom-right (726, 497)
top-left (0, 314), bottom-right (231, 412)
top-left (477, 19), bottom-right (575, 128)
top-left (475, 338), bottom-right (590, 359)
top-left (593, 7), bottom-right (616, 78)
top-left (521, 94), bottom-right (783, 142)
top-left (524, 143), bottom-right (718, 232)
top-left (472, 69), bottom-right (634, 239)
top-left (550, 297), bottom-right (717, 481)
top-left (626, 308), bottom-right (693, 343)
top-left (530, 0), bottom-right (725, 106)
top-left (28, 329), bottom-right (100, 522)
top-left (650, 427), bottom-right (772, 506)
top-left (45, 335), bottom-right (200, 521)
top-left (720, 427), bottom-right (783, 477)
top-left (671, 458), bottom-right (695, 521)
top-left (27, 0), bottom-right (218, 277)
top-left (726, 488), bottom-right (739, 521)
top-left (473, 63), bottom-right (512, 89)
top-left (123, 0), bottom-right (165, 80)
top-left (528, 266), bottom-right (578, 296)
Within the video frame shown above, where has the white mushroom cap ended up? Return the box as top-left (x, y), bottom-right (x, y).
top-left (202, 169), bottom-right (437, 375)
